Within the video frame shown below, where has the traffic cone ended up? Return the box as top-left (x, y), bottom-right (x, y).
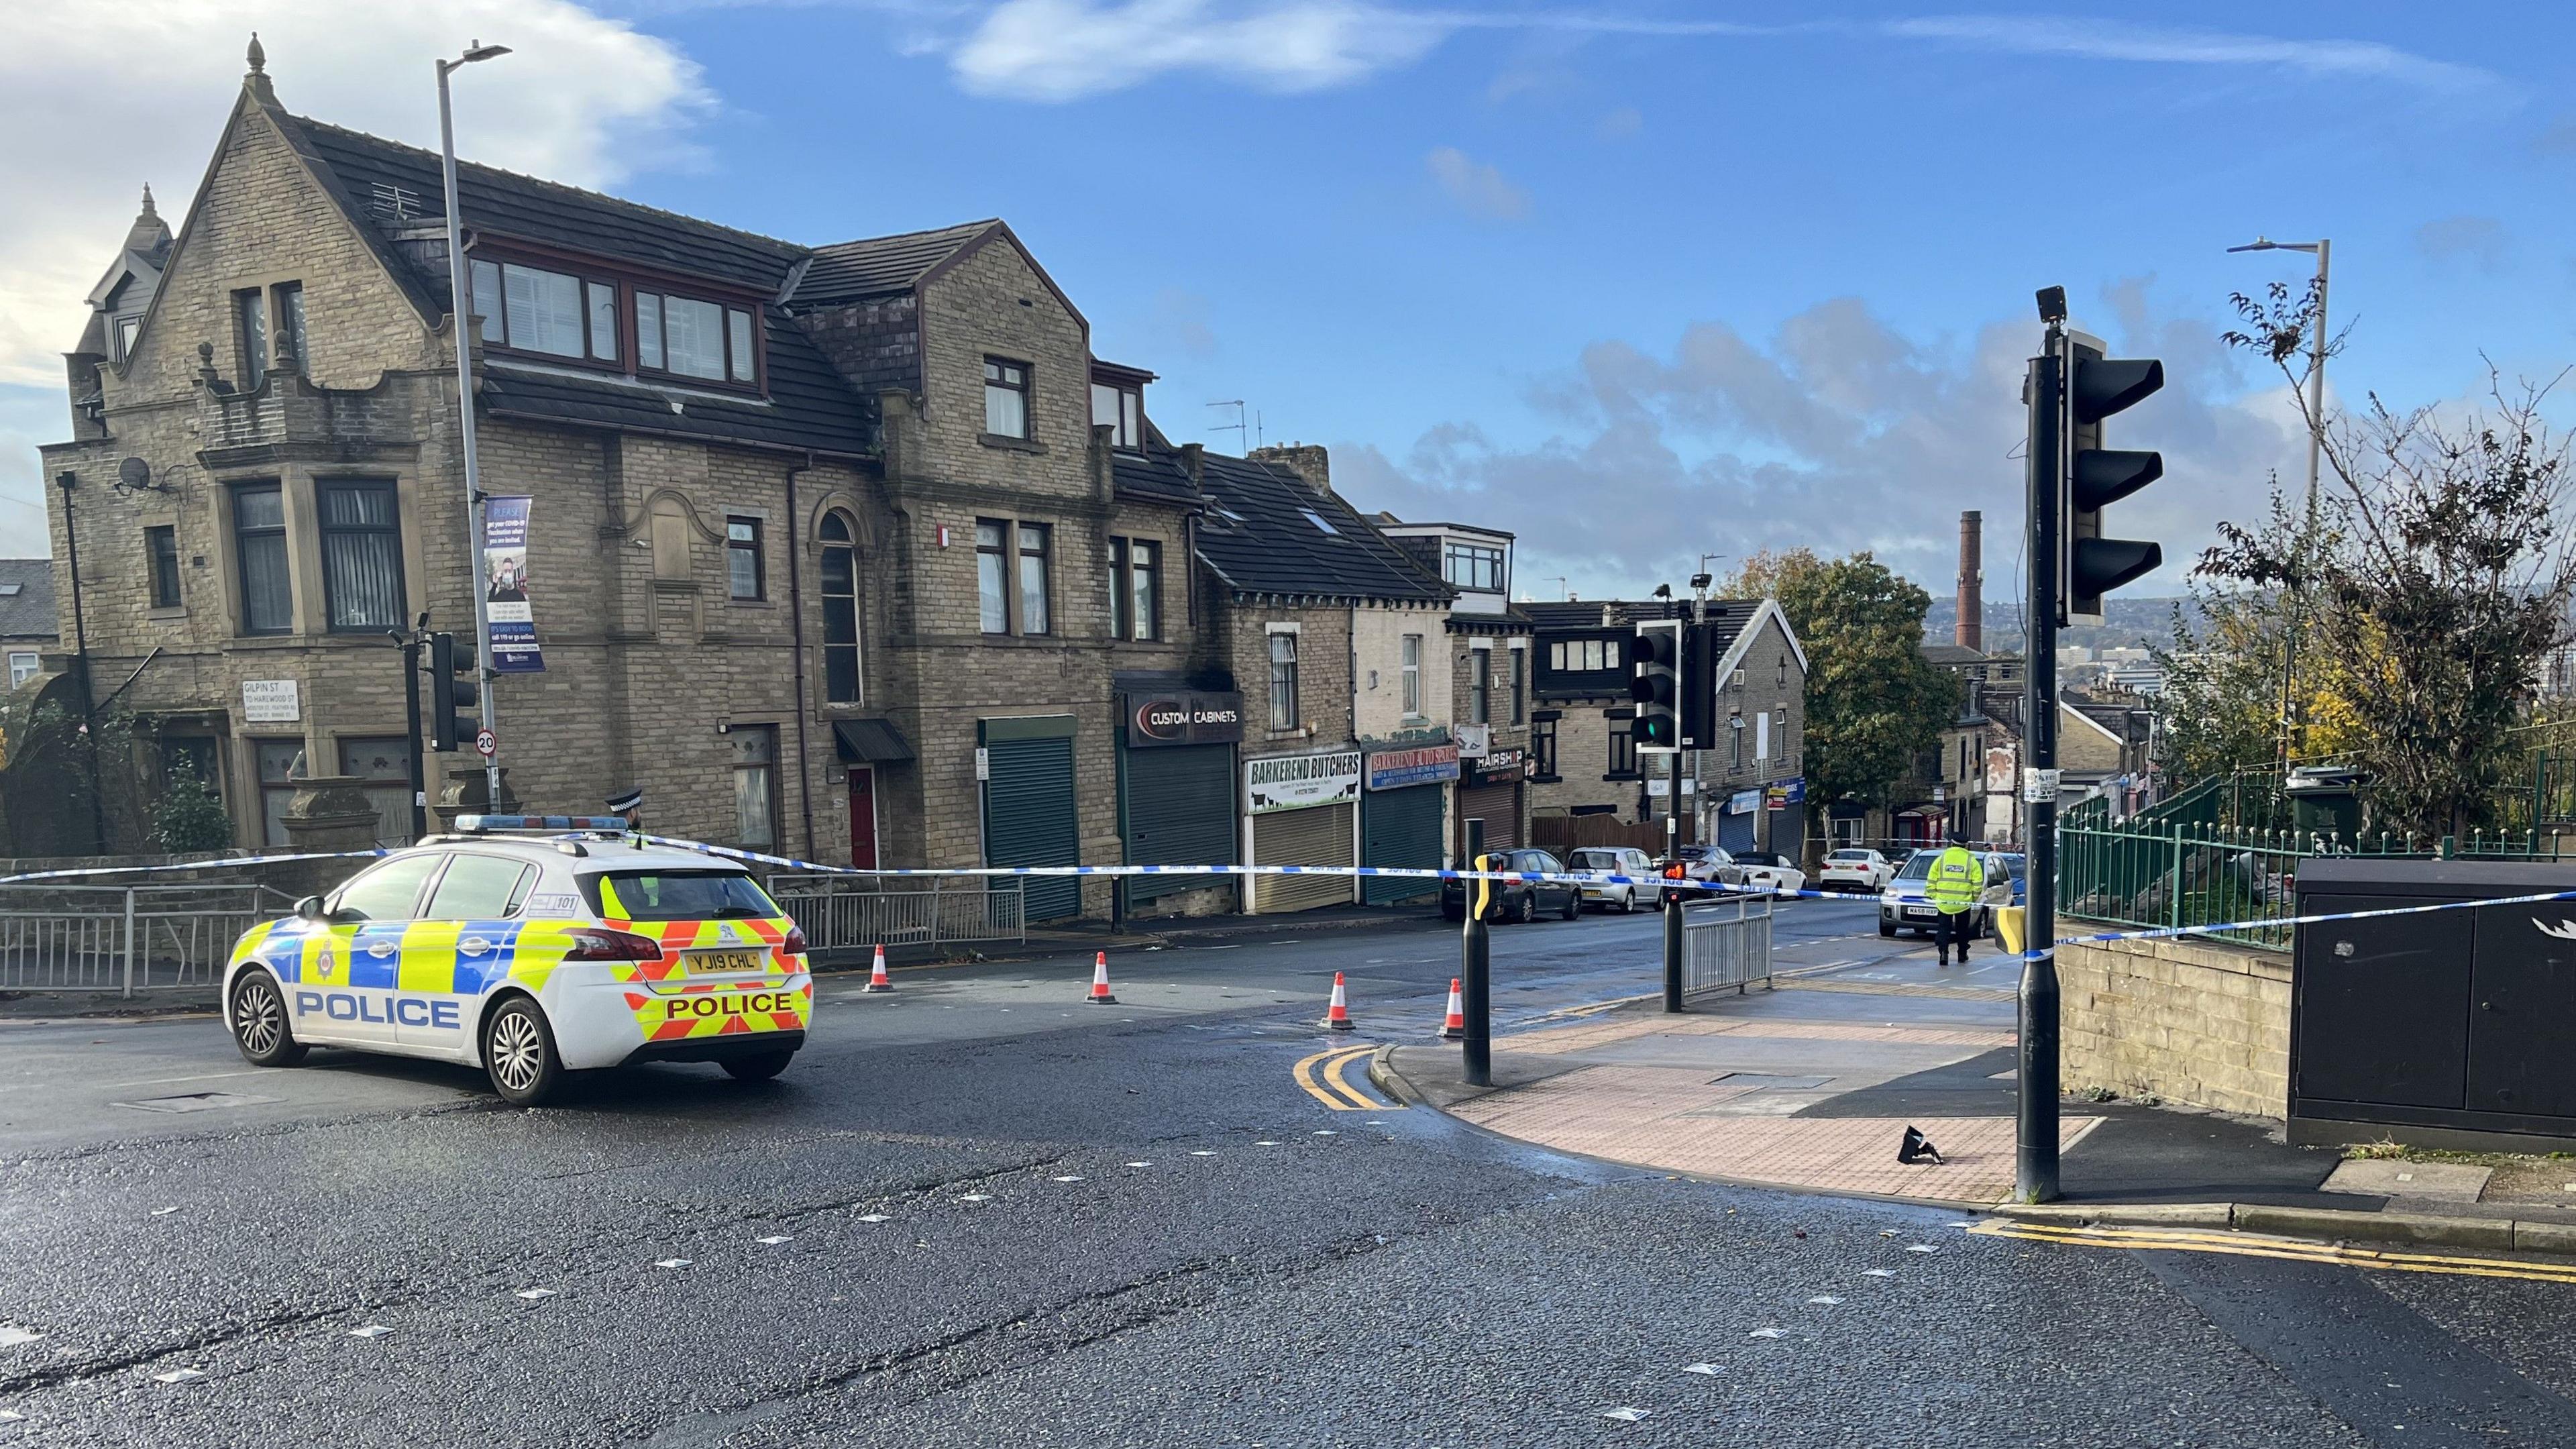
top-left (863, 944), bottom-right (894, 993)
top-left (1086, 951), bottom-right (1118, 1005)
top-left (1440, 977), bottom-right (1466, 1040)
top-left (1324, 971), bottom-right (1356, 1031)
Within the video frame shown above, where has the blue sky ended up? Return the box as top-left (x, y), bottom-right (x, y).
top-left (5, 1), bottom-right (2571, 601)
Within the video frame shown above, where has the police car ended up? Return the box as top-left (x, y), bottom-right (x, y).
top-left (220, 816), bottom-right (811, 1106)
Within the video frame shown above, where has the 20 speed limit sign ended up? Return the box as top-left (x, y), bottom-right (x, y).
top-left (474, 728), bottom-right (498, 758)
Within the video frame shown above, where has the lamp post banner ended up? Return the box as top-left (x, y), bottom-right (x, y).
top-left (482, 496), bottom-right (545, 673)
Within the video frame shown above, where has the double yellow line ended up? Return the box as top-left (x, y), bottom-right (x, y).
top-left (1974, 1218), bottom-right (2576, 1285)
top-left (1293, 1044), bottom-right (1393, 1112)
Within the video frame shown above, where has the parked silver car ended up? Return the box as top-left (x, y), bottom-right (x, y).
top-left (1567, 847), bottom-right (1666, 913)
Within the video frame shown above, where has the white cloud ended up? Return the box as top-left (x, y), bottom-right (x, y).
top-left (935, 3), bottom-right (2499, 103)
top-left (1887, 15), bottom-right (2501, 95)
top-left (1426, 146), bottom-right (1529, 221)
top-left (951, 0), bottom-right (1447, 101)
top-left (0, 2), bottom-right (710, 387)
top-left (1332, 290), bottom-right (2314, 600)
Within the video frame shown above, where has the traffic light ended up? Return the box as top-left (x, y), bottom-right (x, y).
top-left (1679, 621), bottom-right (1720, 749)
top-left (1631, 619), bottom-right (1682, 752)
top-left (427, 631), bottom-right (478, 751)
top-left (2063, 333), bottom-right (2165, 623)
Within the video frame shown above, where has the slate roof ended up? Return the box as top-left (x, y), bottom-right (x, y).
top-left (1523, 599), bottom-right (1764, 652)
top-left (277, 113), bottom-right (871, 458)
top-left (790, 222), bottom-right (1000, 305)
top-left (1921, 641), bottom-right (1986, 667)
top-left (0, 561), bottom-right (59, 641)
top-left (1110, 449), bottom-right (1201, 507)
top-left (1190, 453), bottom-right (1452, 604)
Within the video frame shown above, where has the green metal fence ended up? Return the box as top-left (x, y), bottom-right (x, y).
top-left (2056, 821), bottom-right (2313, 951)
top-left (2058, 816), bottom-right (2576, 952)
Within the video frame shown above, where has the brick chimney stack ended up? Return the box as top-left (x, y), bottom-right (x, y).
top-left (1956, 510), bottom-right (1982, 651)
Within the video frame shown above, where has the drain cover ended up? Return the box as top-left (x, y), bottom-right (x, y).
top-left (113, 1091), bottom-right (278, 1114)
top-left (1709, 1073), bottom-right (1832, 1091)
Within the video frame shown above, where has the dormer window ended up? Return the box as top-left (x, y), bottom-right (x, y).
top-left (637, 290), bottom-right (757, 385)
top-left (113, 315), bottom-right (141, 364)
top-left (1444, 541), bottom-right (1504, 592)
top-left (468, 252), bottom-right (764, 392)
top-left (1090, 379), bottom-right (1142, 448)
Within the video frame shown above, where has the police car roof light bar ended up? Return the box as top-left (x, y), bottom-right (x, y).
top-left (456, 814), bottom-right (633, 834)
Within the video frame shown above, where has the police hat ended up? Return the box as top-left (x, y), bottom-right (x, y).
top-left (606, 787), bottom-right (643, 814)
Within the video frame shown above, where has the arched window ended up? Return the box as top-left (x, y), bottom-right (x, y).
top-left (820, 513), bottom-right (861, 703)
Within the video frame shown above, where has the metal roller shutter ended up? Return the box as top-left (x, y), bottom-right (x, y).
top-left (1254, 802), bottom-right (1354, 913)
top-left (1718, 803), bottom-right (1758, 852)
top-left (1122, 743), bottom-right (1235, 906)
top-left (1360, 784), bottom-right (1443, 905)
top-left (1457, 782), bottom-right (1520, 853)
top-left (983, 736), bottom-right (1081, 920)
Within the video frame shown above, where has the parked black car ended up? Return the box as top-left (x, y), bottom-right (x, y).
top-left (1441, 847), bottom-right (1581, 923)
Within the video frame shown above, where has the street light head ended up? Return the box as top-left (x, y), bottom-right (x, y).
top-left (461, 40), bottom-right (512, 63)
top-left (2227, 236), bottom-right (2278, 254)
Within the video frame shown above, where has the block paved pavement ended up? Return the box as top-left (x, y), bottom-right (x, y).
top-left (1389, 911), bottom-right (2350, 1209)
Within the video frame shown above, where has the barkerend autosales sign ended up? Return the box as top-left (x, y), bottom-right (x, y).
top-left (1124, 691), bottom-right (1244, 748)
top-left (1244, 750), bottom-right (1363, 815)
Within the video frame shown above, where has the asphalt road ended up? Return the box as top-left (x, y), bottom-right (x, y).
top-left (3, 896), bottom-right (2573, 1446)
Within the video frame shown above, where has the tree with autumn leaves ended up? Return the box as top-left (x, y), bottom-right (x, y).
top-left (1729, 549), bottom-right (1960, 821)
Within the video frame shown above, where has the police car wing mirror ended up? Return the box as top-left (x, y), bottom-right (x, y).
top-left (294, 895), bottom-right (327, 921)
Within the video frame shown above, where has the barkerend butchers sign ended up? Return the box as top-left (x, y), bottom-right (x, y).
top-left (1244, 750), bottom-right (1362, 815)
top-left (1124, 691), bottom-right (1244, 748)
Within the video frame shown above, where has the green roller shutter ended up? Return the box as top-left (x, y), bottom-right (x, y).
top-left (1252, 802), bottom-right (1354, 914)
top-left (983, 727), bottom-right (1080, 921)
top-left (1122, 743), bottom-right (1235, 906)
top-left (1361, 784), bottom-right (1443, 904)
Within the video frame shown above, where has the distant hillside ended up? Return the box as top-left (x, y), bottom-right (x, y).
top-left (1921, 596), bottom-right (2194, 657)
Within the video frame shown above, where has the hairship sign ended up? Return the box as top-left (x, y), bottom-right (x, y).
top-left (482, 496), bottom-right (545, 673)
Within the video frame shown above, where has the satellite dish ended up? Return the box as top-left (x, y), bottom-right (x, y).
top-left (116, 457), bottom-right (152, 492)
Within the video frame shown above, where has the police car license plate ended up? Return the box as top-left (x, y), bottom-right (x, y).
top-left (1904, 906), bottom-right (1937, 920)
top-left (688, 949), bottom-right (768, 973)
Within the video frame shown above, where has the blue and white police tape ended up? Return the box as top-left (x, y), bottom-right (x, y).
top-left (0, 846), bottom-right (390, 888)
top-left (638, 833), bottom-right (2574, 958)
top-left (639, 833), bottom-right (1839, 900)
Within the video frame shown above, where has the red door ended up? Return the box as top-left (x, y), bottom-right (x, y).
top-left (847, 766), bottom-right (878, 869)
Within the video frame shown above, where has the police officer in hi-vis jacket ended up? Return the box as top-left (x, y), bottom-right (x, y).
top-left (1927, 827), bottom-right (1984, 967)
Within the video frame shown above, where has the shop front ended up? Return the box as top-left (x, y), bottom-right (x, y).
top-left (1361, 743), bottom-right (1458, 906)
top-left (1763, 777), bottom-right (1807, 857)
top-left (1118, 690), bottom-right (1242, 916)
top-left (1717, 787), bottom-right (1762, 851)
top-left (980, 715), bottom-right (1081, 920)
top-left (1244, 749), bottom-right (1362, 914)
top-left (1455, 745), bottom-right (1526, 855)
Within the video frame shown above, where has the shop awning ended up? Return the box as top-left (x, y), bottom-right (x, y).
top-left (833, 718), bottom-right (914, 763)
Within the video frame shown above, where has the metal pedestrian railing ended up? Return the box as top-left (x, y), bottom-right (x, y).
top-left (766, 874), bottom-right (1026, 959)
top-left (1681, 898), bottom-right (1774, 997)
top-left (0, 885), bottom-right (281, 996)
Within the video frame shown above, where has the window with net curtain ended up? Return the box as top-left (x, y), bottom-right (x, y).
top-left (319, 481), bottom-right (405, 631)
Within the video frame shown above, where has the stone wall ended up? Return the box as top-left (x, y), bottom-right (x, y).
top-left (2058, 928), bottom-right (2292, 1120)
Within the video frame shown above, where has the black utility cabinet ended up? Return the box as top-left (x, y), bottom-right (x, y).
top-left (2292, 857), bottom-right (2576, 1150)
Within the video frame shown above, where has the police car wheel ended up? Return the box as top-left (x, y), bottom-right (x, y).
top-left (482, 998), bottom-right (564, 1107)
top-left (1878, 922), bottom-right (1896, 938)
top-left (720, 1050), bottom-right (794, 1083)
top-left (1513, 891), bottom-right (1537, 925)
top-left (229, 970), bottom-right (307, 1067)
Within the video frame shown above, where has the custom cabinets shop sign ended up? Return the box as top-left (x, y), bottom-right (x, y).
top-left (1126, 692), bottom-right (1244, 747)
top-left (1245, 751), bottom-right (1364, 814)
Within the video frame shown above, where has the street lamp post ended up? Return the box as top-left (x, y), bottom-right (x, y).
top-left (2227, 235), bottom-right (2331, 766)
top-left (437, 40), bottom-right (511, 810)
